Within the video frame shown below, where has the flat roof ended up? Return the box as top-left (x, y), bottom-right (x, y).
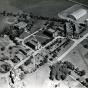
top-left (29, 41), bottom-right (38, 46)
top-left (28, 38), bottom-right (38, 46)
top-left (66, 22), bottom-right (70, 32)
top-left (48, 28), bottom-right (55, 33)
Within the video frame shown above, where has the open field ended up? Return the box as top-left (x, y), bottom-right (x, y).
top-left (7, 0), bottom-right (75, 17)
top-left (0, 16), bottom-right (9, 32)
top-left (0, 1), bottom-right (21, 13)
top-left (62, 42), bottom-right (88, 78)
top-left (22, 63), bottom-right (50, 88)
top-left (0, 0), bottom-right (88, 88)
top-left (69, 0), bottom-right (88, 7)
top-left (0, 1), bottom-right (22, 32)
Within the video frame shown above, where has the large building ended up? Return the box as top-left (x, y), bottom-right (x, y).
top-left (64, 22), bottom-right (81, 37)
top-left (26, 38), bottom-right (41, 50)
top-left (64, 22), bottom-right (71, 36)
top-left (67, 9), bottom-right (87, 20)
top-left (43, 28), bottom-right (58, 38)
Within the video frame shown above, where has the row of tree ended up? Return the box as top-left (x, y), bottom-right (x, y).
top-left (49, 61), bottom-right (86, 81)
top-left (30, 13), bottom-right (69, 23)
top-left (0, 26), bottom-right (24, 41)
top-left (49, 61), bottom-right (71, 80)
top-left (0, 63), bottom-right (11, 73)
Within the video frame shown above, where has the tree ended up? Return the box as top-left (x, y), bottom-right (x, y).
top-left (83, 45), bottom-right (88, 49)
top-left (75, 67), bottom-right (79, 74)
top-left (49, 71), bottom-right (55, 80)
top-left (11, 56), bottom-right (20, 63)
top-left (86, 78), bottom-right (88, 82)
top-left (1, 64), bottom-right (11, 72)
top-left (1, 56), bottom-right (9, 61)
top-left (24, 70), bottom-right (29, 74)
top-left (61, 74), bottom-right (67, 80)
top-left (19, 66), bottom-right (25, 71)
top-left (1, 46), bottom-right (5, 51)
top-left (19, 73), bottom-right (24, 80)
top-left (80, 70), bottom-right (86, 76)
top-left (11, 58), bottom-right (19, 63)
top-left (56, 74), bottom-right (60, 80)
top-left (64, 61), bottom-right (74, 70)
top-left (9, 46), bottom-right (12, 50)
top-left (24, 59), bottom-right (31, 66)
top-left (9, 35), bottom-right (15, 40)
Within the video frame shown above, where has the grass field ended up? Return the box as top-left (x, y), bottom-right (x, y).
top-left (0, 1), bottom-right (22, 32)
top-left (7, 0), bottom-right (75, 17)
top-left (62, 43), bottom-right (88, 78)
top-left (22, 63), bottom-right (50, 88)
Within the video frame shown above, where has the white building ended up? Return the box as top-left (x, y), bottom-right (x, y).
top-left (14, 21), bottom-right (27, 29)
top-left (43, 28), bottom-right (58, 38)
top-left (65, 22), bottom-right (71, 33)
top-left (68, 9), bottom-right (87, 20)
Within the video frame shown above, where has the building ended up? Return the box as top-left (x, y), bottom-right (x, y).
top-left (65, 22), bottom-right (71, 33)
top-left (43, 28), bottom-right (58, 38)
top-left (65, 22), bottom-right (74, 36)
top-left (74, 23), bottom-right (80, 33)
top-left (67, 9), bottom-right (87, 20)
top-left (26, 38), bottom-right (41, 50)
top-left (15, 54), bottom-right (23, 60)
top-left (14, 21), bottom-right (27, 29)
top-left (19, 49), bottom-right (27, 56)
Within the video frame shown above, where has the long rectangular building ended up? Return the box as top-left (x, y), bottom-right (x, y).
top-left (26, 38), bottom-right (41, 50)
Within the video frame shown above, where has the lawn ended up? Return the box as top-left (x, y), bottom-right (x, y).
top-left (22, 63), bottom-right (50, 88)
top-left (0, 1), bottom-right (22, 32)
top-left (62, 43), bottom-right (88, 78)
top-left (8, 0), bottom-right (75, 17)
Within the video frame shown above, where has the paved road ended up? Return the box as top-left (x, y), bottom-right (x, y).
top-left (1, 32), bottom-right (88, 78)
top-left (14, 33), bottom-right (88, 70)
top-left (0, 28), bottom-right (88, 88)
top-left (14, 54), bottom-right (32, 69)
top-left (57, 33), bottom-right (88, 61)
top-left (21, 28), bottom-right (43, 51)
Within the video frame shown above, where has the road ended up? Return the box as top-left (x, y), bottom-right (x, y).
top-left (57, 33), bottom-right (88, 61)
top-left (14, 32), bottom-right (88, 70)
top-left (22, 28), bottom-right (43, 42)
top-left (69, 0), bottom-right (88, 8)
top-left (13, 32), bottom-right (88, 74)
top-left (14, 36), bottom-right (64, 69)
top-left (1, 21), bottom-right (88, 88)
top-left (14, 54), bottom-right (32, 69)
top-left (21, 28), bottom-right (43, 51)
top-left (0, 31), bottom-right (88, 79)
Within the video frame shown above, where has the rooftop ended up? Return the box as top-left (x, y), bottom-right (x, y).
top-left (28, 38), bottom-right (38, 46)
top-left (48, 28), bottom-right (55, 33)
top-left (14, 21), bottom-right (27, 29)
